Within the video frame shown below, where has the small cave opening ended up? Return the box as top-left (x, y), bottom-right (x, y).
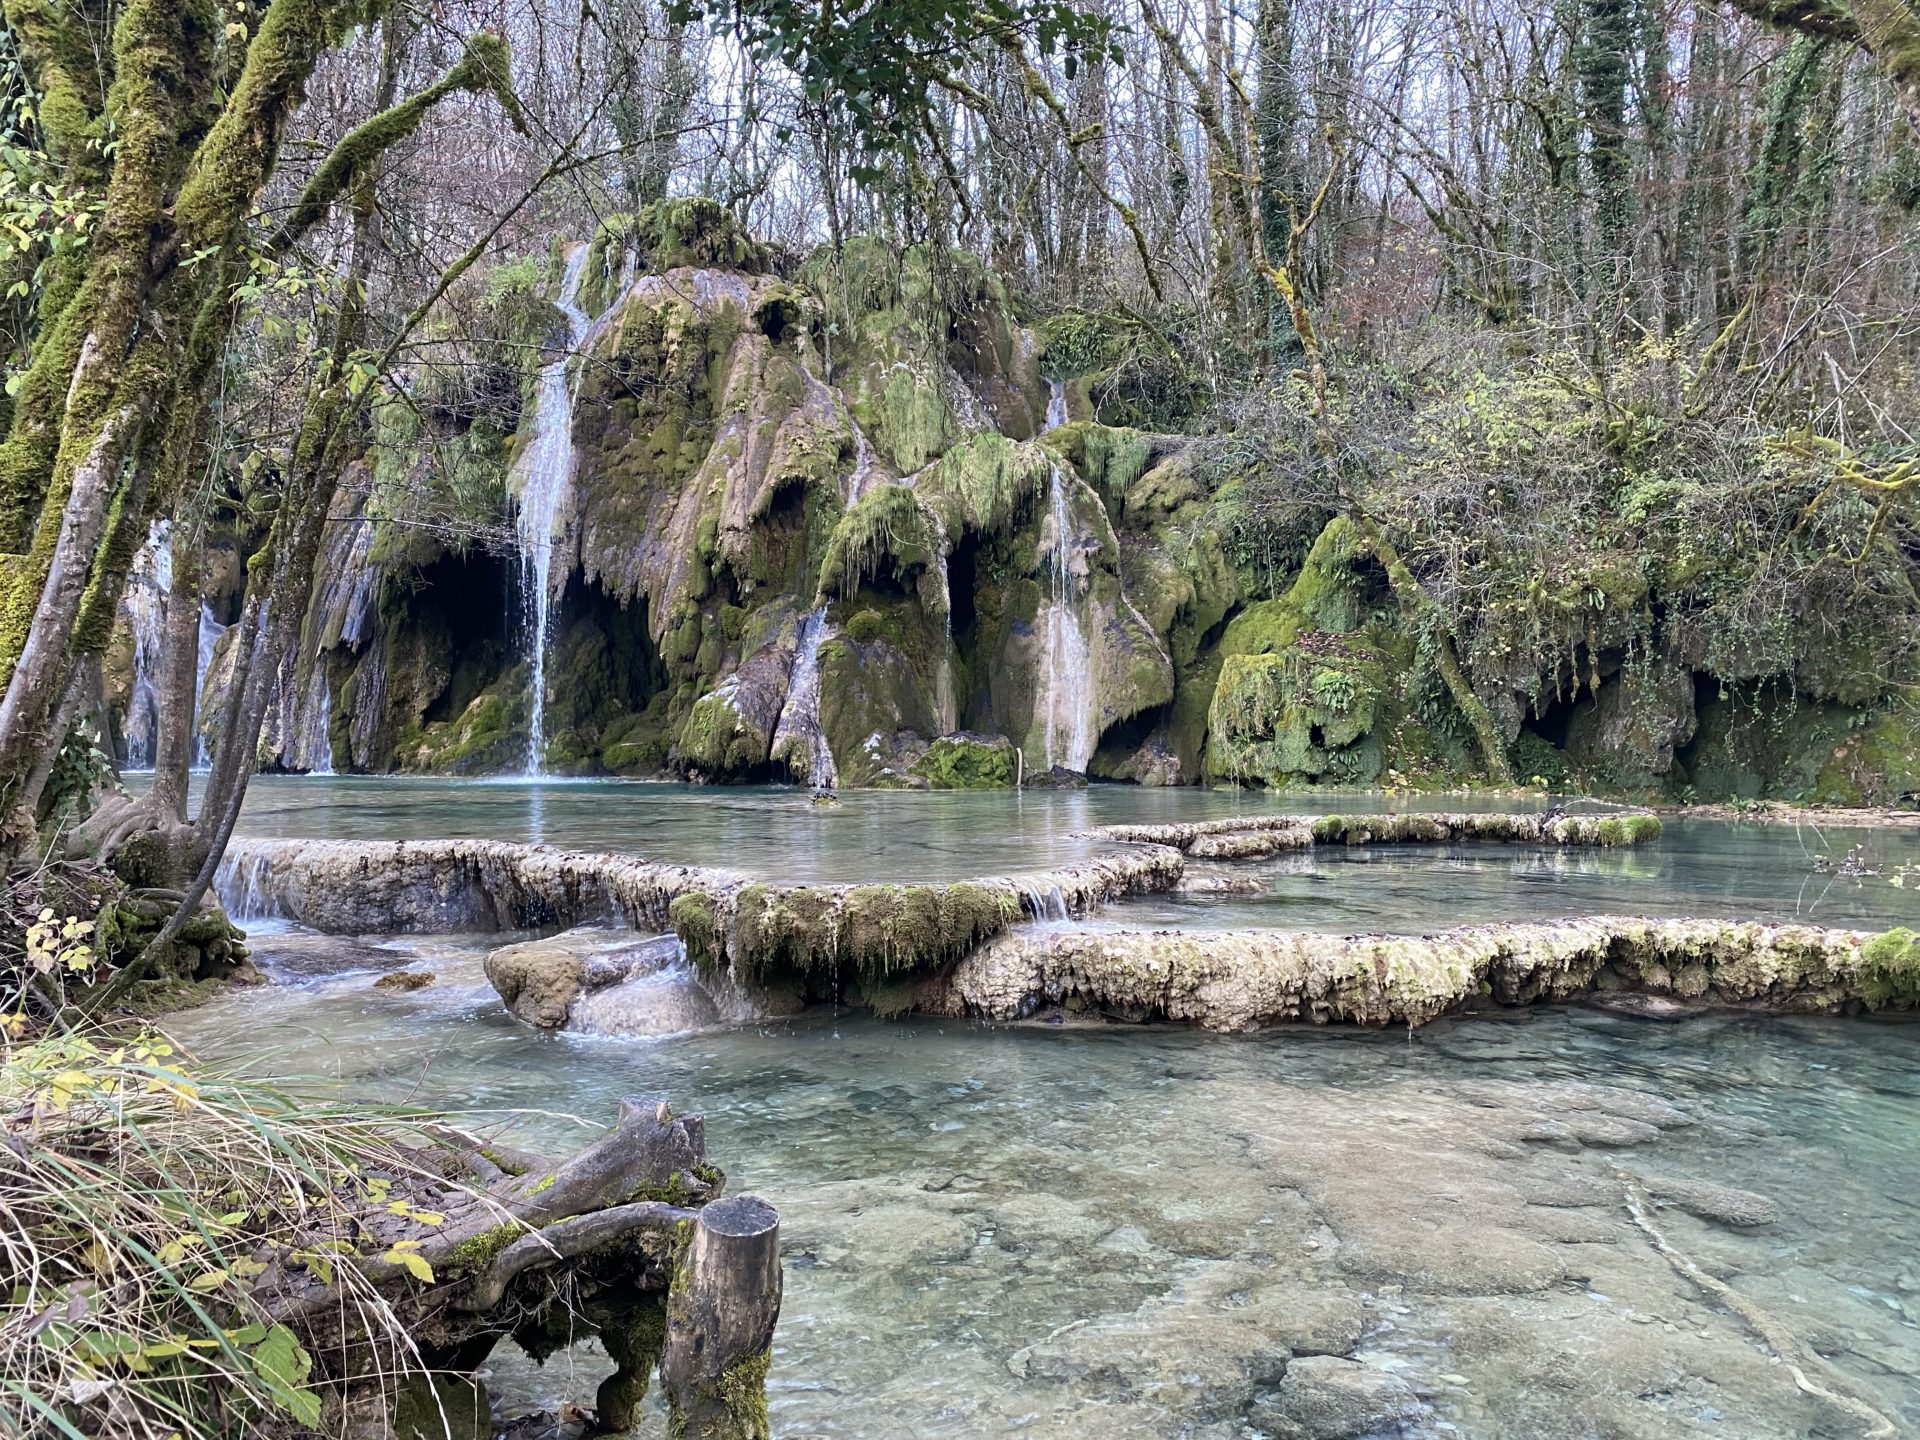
top-left (1091, 701), bottom-right (1172, 781)
top-left (415, 549), bottom-right (518, 726)
top-left (544, 574), bottom-right (667, 737)
top-left (1526, 695), bottom-right (1578, 749)
top-left (946, 533), bottom-right (980, 638)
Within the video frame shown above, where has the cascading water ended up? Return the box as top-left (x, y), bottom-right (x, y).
top-left (192, 603), bottom-right (225, 768)
top-left (1037, 380), bottom-right (1096, 771)
top-left (929, 510), bottom-right (957, 734)
top-left (122, 521), bottom-right (172, 770)
top-left (772, 606), bottom-right (839, 790)
top-left (510, 243), bottom-right (594, 775)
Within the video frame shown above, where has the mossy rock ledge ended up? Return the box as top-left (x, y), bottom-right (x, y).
top-left (931, 917), bottom-right (1913, 1030)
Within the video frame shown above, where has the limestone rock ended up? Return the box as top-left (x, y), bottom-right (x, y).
top-left (1251, 1356), bottom-right (1423, 1440)
top-left (484, 927), bottom-right (684, 1028)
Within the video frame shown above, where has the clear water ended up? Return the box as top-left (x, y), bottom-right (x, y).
top-left (207, 776), bottom-right (1920, 930)
top-left (171, 938), bottom-right (1920, 1439)
top-left (1114, 823), bottom-right (1920, 933)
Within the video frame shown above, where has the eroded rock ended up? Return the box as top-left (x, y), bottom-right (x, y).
top-left (1252, 1356), bottom-right (1424, 1440)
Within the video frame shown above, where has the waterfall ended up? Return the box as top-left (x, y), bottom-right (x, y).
top-left (1013, 879), bottom-right (1073, 926)
top-left (1039, 458), bottom-right (1096, 772)
top-left (192, 603), bottom-right (225, 768)
top-left (1046, 377), bottom-right (1068, 431)
top-left (772, 606), bottom-right (839, 790)
top-left (511, 243), bottom-right (594, 775)
top-left (929, 510), bottom-right (957, 734)
top-left (292, 663), bottom-right (334, 774)
top-left (122, 521), bottom-right (172, 770)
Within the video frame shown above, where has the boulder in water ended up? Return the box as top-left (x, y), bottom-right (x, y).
top-left (910, 732), bottom-right (1016, 789)
top-left (483, 924), bottom-right (788, 1035)
top-left (1251, 1356), bottom-right (1424, 1439)
top-left (1021, 764), bottom-right (1088, 790)
top-left (485, 927), bottom-right (685, 1028)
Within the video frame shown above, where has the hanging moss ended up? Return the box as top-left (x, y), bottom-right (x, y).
top-left (918, 434), bottom-right (1052, 541)
top-left (1858, 928), bottom-right (1920, 1007)
top-left (817, 485), bottom-right (939, 601)
top-left (727, 880), bottom-right (1022, 983)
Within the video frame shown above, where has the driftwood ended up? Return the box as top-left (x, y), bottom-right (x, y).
top-left (253, 1095), bottom-right (779, 1437)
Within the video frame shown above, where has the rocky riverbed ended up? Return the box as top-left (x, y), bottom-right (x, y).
top-left (166, 959), bottom-right (1920, 1439)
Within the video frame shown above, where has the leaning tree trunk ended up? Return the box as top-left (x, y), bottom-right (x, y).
top-left (1349, 511), bottom-right (1516, 785)
top-left (661, 1194), bottom-right (783, 1440)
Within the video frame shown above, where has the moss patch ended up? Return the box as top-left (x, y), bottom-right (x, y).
top-left (910, 733), bottom-right (1016, 789)
top-left (1859, 928), bottom-right (1920, 1007)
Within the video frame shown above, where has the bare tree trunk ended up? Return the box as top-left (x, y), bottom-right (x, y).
top-left (151, 521), bottom-right (203, 823)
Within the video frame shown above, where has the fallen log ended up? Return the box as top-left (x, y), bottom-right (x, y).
top-left (254, 1094), bottom-right (773, 1437)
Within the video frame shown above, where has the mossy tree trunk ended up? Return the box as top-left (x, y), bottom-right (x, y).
top-left (1726, 0), bottom-right (1920, 128)
top-left (1349, 512), bottom-right (1516, 786)
top-left (0, 1), bottom-right (521, 862)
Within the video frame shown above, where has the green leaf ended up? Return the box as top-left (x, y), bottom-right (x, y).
top-left (250, 1325), bottom-right (321, 1426)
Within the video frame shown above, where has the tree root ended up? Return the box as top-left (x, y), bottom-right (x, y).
top-left (1615, 1171), bottom-right (1897, 1439)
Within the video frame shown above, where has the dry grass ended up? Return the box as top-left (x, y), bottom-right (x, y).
top-left (0, 1030), bottom-right (465, 1439)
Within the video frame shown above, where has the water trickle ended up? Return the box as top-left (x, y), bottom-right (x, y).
top-left (1013, 877), bottom-right (1074, 926)
top-left (511, 244), bottom-right (595, 775)
top-left (1045, 376), bottom-right (1068, 431)
top-left (192, 603), bottom-right (225, 769)
top-left (294, 671), bottom-right (334, 775)
top-left (929, 510), bottom-right (957, 734)
top-left (122, 521), bottom-right (173, 770)
top-left (1038, 454), bottom-right (1095, 773)
top-left (772, 605), bottom-right (840, 790)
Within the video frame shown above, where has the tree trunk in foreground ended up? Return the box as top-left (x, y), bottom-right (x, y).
top-left (662, 1194), bottom-right (783, 1440)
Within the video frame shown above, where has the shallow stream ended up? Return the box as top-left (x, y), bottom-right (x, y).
top-left (170, 779), bottom-right (1920, 1437)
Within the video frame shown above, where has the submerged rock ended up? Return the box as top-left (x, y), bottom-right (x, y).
top-left (1633, 1172), bottom-right (1780, 1228)
top-left (1252, 1356), bottom-right (1424, 1440)
top-left (372, 969), bottom-right (436, 992)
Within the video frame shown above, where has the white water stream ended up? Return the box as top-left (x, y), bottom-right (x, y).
top-left (772, 605), bottom-right (840, 790)
top-left (124, 521), bottom-right (228, 771)
top-left (510, 245), bottom-right (595, 775)
top-left (1038, 381), bottom-right (1095, 772)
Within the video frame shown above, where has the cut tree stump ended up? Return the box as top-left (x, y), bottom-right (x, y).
top-left (662, 1193), bottom-right (783, 1439)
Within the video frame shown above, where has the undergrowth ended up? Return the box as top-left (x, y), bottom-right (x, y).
top-left (0, 1032), bottom-right (463, 1438)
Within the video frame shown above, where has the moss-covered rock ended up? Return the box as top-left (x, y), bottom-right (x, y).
top-left (1203, 517), bottom-right (1465, 789)
top-left (910, 732), bottom-right (1016, 789)
top-left (1859, 927), bottom-right (1920, 1006)
top-left (400, 672), bottom-right (528, 774)
top-left (727, 880), bottom-right (1023, 983)
top-left (1682, 687), bottom-right (1920, 806)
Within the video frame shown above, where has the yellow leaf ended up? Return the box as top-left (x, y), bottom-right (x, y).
top-left (188, 1269), bottom-right (230, 1291)
top-left (398, 1253), bottom-right (434, 1284)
